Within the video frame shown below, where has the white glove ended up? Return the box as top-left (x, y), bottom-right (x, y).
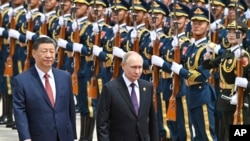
top-left (210, 19), bottom-right (221, 32)
top-left (234, 49), bottom-right (244, 59)
top-left (92, 45), bottom-right (103, 56)
top-left (0, 27), bottom-right (5, 36)
top-left (57, 38), bottom-right (68, 49)
top-left (104, 7), bottom-right (112, 16)
top-left (26, 11), bottom-right (32, 21)
top-left (26, 31), bottom-right (35, 40)
top-left (171, 62), bottom-right (183, 75)
top-left (58, 16), bottom-right (65, 26)
top-left (92, 22), bottom-right (99, 33)
top-left (245, 9), bottom-right (250, 19)
top-left (112, 24), bottom-right (119, 34)
top-left (150, 31), bottom-right (157, 41)
top-left (9, 29), bottom-right (20, 39)
top-left (40, 14), bottom-right (45, 23)
top-left (171, 36), bottom-right (178, 47)
top-left (224, 7), bottom-right (228, 16)
top-left (206, 42), bottom-right (217, 53)
top-left (214, 44), bottom-right (221, 54)
top-left (112, 46), bottom-right (125, 58)
top-left (230, 93), bottom-right (238, 105)
top-left (151, 55), bottom-right (164, 67)
top-left (8, 8), bottom-right (13, 22)
top-left (72, 21), bottom-right (78, 31)
top-left (235, 77), bottom-right (248, 88)
top-left (73, 43), bottom-right (83, 53)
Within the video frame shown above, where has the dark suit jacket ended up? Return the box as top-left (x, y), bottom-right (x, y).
top-left (13, 66), bottom-right (77, 141)
top-left (96, 76), bottom-right (158, 141)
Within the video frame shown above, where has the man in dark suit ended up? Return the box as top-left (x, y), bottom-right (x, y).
top-left (12, 37), bottom-right (77, 141)
top-left (96, 51), bottom-right (158, 141)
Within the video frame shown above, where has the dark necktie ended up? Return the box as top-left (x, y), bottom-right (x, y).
top-left (44, 74), bottom-right (54, 107)
top-left (130, 83), bottom-right (139, 115)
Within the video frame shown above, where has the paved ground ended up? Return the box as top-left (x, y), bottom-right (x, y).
top-left (0, 99), bottom-right (98, 141)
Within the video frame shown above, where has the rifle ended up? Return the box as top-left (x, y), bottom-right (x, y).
top-left (41, 0), bottom-right (47, 35)
top-left (111, 0), bottom-right (121, 80)
top-left (233, 2), bottom-right (243, 125)
top-left (151, 2), bottom-right (159, 112)
top-left (56, 1), bottom-right (66, 69)
top-left (23, 0), bottom-right (33, 71)
top-left (88, 0), bottom-right (100, 99)
top-left (132, 0), bottom-right (139, 52)
top-left (166, 0), bottom-right (180, 121)
top-left (71, 2), bottom-right (80, 95)
top-left (208, 0), bottom-right (217, 87)
top-left (4, 4), bottom-right (16, 77)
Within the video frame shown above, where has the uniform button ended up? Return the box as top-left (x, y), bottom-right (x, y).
top-left (199, 86), bottom-right (202, 89)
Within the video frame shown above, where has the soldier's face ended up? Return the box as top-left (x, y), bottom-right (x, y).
top-left (148, 13), bottom-right (164, 28)
top-left (45, 0), bottom-right (58, 12)
top-left (170, 16), bottom-right (187, 31)
top-left (111, 9), bottom-right (127, 23)
top-left (191, 20), bottom-right (209, 37)
top-left (90, 5), bottom-right (105, 19)
top-left (212, 5), bottom-right (224, 18)
top-left (63, 1), bottom-right (72, 12)
top-left (32, 43), bottom-right (56, 71)
top-left (30, 0), bottom-right (41, 8)
top-left (227, 29), bottom-right (246, 45)
top-left (13, 0), bottom-right (24, 5)
top-left (131, 10), bottom-right (145, 24)
top-left (76, 3), bottom-right (88, 17)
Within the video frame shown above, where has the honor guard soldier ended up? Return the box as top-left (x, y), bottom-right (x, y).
top-left (121, 0), bottom-right (152, 81)
top-left (151, 1), bottom-right (193, 140)
top-left (147, 0), bottom-right (172, 140)
top-left (110, 0), bottom-right (131, 78)
top-left (57, 0), bottom-right (97, 140)
top-left (167, 7), bottom-right (218, 141)
top-left (0, 0), bottom-right (10, 126)
top-left (0, 0), bottom-right (27, 129)
top-left (90, 0), bottom-right (115, 83)
top-left (203, 20), bottom-right (249, 141)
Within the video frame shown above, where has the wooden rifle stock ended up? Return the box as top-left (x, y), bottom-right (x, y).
top-left (248, 19), bottom-right (250, 28)
top-left (41, 18), bottom-right (47, 35)
top-left (166, 45), bottom-right (180, 121)
top-left (71, 28), bottom-right (80, 95)
top-left (233, 59), bottom-right (244, 125)
top-left (111, 29), bottom-right (121, 80)
top-left (152, 38), bottom-right (160, 112)
top-left (133, 36), bottom-right (139, 52)
top-left (56, 24), bottom-right (66, 69)
top-left (4, 15), bottom-right (16, 77)
top-left (88, 32), bottom-right (101, 99)
top-left (23, 17), bottom-right (33, 71)
top-left (223, 16), bottom-right (228, 27)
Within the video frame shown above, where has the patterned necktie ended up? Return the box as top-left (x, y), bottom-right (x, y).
top-left (44, 74), bottom-right (54, 107)
top-left (130, 83), bottom-right (139, 115)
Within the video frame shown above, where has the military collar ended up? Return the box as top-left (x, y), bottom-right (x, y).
top-left (176, 32), bottom-right (185, 38)
top-left (156, 28), bottom-right (162, 33)
top-left (64, 13), bottom-right (71, 18)
top-left (45, 11), bottom-right (56, 18)
top-left (98, 18), bottom-right (105, 24)
top-left (194, 37), bottom-right (207, 46)
top-left (13, 5), bottom-right (25, 12)
top-left (30, 8), bottom-right (39, 14)
top-left (0, 3), bottom-right (10, 10)
top-left (120, 23), bottom-right (126, 28)
top-left (137, 23), bottom-right (145, 30)
top-left (77, 16), bottom-right (88, 23)
top-left (230, 44), bottom-right (242, 52)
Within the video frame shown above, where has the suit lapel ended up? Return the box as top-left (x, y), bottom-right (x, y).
top-left (118, 77), bottom-right (138, 117)
top-left (138, 80), bottom-right (145, 117)
top-left (53, 68), bottom-right (62, 109)
top-left (30, 67), bottom-right (54, 109)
